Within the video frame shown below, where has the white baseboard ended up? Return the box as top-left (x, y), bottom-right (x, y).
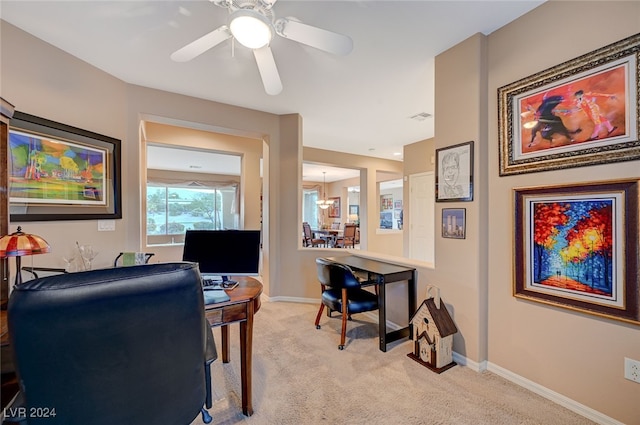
top-left (449, 354), bottom-right (621, 425)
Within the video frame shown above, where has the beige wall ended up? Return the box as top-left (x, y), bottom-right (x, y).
top-left (0, 21), bottom-right (288, 296)
top-left (2, 1), bottom-right (640, 422)
top-left (484, 2), bottom-right (640, 423)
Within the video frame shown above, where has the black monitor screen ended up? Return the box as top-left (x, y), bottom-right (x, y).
top-left (182, 230), bottom-right (261, 277)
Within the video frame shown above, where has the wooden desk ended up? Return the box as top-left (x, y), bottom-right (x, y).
top-left (204, 277), bottom-right (262, 416)
top-left (323, 256), bottom-right (416, 352)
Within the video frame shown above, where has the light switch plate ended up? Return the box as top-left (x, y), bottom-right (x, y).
top-left (98, 219), bottom-right (116, 231)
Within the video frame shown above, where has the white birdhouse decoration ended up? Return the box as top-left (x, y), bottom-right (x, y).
top-left (407, 285), bottom-right (458, 373)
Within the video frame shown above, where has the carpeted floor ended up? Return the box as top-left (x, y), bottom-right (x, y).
top-left (192, 300), bottom-right (595, 425)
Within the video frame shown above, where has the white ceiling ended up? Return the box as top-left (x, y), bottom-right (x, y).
top-left (1, 0), bottom-right (544, 164)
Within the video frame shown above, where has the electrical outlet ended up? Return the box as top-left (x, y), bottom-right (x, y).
top-left (624, 357), bottom-right (640, 383)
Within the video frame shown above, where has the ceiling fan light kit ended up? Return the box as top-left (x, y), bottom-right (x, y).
top-left (171, 0), bottom-right (353, 95)
top-left (229, 9), bottom-right (273, 49)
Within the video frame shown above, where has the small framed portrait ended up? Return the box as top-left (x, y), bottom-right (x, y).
top-left (436, 141), bottom-right (474, 202)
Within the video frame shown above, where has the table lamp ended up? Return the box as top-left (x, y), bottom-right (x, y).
top-left (0, 226), bottom-right (51, 286)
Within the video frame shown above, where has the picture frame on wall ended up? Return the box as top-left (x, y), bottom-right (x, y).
top-left (442, 208), bottom-right (466, 239)
top-left (435, 141), bottom-right (474, 202)
top-left (513, 179), bottom-right (639, 325)
top-left (328, 197), bottom-right (340, 218)
top-left (8, 111), bottom-right (122, 221)
top-left (498, 33), bottom-right (639, 176)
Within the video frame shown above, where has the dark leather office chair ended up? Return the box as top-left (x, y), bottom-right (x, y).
top-left (5, 262), bottom-right (216, 425)
top-left (314, 257), bottom-right (378, 350)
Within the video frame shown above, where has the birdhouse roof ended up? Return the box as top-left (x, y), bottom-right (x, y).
top-left (411, 298), bottom-right (458, 337)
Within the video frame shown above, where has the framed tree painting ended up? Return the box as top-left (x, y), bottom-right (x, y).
top-left (513, 179), bottom-right (639, 325)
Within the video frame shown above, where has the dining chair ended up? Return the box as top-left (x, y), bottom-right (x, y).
top-left (334, 223), bottom-right (357, 248)
top-left (302, 222), bottom-right (326, 247)
top-left (314, 257), bottom-right (379, 350)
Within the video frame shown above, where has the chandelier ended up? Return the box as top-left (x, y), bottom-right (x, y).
top-left (316, 172), bottom-right (334, 210)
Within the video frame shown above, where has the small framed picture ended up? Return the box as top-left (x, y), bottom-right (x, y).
top-left (442, 208), bottom-right (466, 239)
top-left (436, 141), bottom-right (474, 202)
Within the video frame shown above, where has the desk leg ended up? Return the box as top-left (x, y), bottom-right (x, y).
top-left (240, 303), bottom-right (255, 416)
top-left (378, 280), bottom-right (387, 352)
top-left (221, 324), bottom-right (230, 363)
top-left (408, 272), bottom-right (417, 327)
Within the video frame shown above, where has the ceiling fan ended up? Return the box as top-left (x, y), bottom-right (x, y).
top-left (170, 0), bottom-right (353, 95)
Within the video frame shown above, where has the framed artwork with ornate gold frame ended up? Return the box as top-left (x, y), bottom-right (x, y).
top-left (513, 179), bottom-right (639, 325)
top-left (498, 34), bottom-right (639, 176)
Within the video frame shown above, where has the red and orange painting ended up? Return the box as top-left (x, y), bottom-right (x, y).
top-left (518, 64), bottom-right (627, 155)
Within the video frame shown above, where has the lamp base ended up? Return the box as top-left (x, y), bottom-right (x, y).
top-left (14, 256), bottom-right (22, 286)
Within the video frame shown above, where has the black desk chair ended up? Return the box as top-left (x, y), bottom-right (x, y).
top-left (314, 257), bottom-right (379, 350)
top-left (5, 262), bottom-right (216, 425)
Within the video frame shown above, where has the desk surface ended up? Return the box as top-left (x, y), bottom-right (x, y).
top-left (323, 255), bottom-right (415, 275)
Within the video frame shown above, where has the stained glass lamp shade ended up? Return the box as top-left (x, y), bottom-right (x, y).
top-left (0, 226), bottom-right (51, 286)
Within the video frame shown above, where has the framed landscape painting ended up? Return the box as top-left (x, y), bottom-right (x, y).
top-left (498, 33), bottom-right (639, 176)
top-left (9, 111), bottom-right (122, 221)
top-left (513, 180), bottom-right (639, 325)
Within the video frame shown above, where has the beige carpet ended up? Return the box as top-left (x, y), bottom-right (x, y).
top-left (191, 300), bottom-right (594, 425)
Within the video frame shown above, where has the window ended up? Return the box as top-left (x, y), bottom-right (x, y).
top-left (147, 184), bottom-right (238, 245)
top-left (302, 188), bottom-right (320, 228)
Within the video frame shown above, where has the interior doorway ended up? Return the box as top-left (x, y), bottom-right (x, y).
top-left (409, 172), bottom-right (434, 263)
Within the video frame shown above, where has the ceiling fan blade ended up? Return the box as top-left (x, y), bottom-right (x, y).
top-left (253, 46), bottom-right (283, 95)
top-left (275, 18), bottom-right (353, 56)
top-left (170, 25), bottom-right (231, 62)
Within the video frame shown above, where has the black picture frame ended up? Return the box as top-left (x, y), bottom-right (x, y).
top-left (435, 141), bottom-right (474, 202)
top-left (442, 208), bottom-right (466, 239)
top-left (9, 111), bottom-right (122, 221)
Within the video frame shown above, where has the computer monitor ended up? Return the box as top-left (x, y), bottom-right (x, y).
top-left (182, 230), bottom-right (261, 282)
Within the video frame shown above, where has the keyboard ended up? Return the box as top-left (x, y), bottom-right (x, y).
top-left (202, 278), bottom-right (222, 288)
top-left (202, 279), bottom-right (239, 290)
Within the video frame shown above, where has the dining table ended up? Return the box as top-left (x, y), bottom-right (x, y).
top-left (311, 228), bottom-right (343, 247)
